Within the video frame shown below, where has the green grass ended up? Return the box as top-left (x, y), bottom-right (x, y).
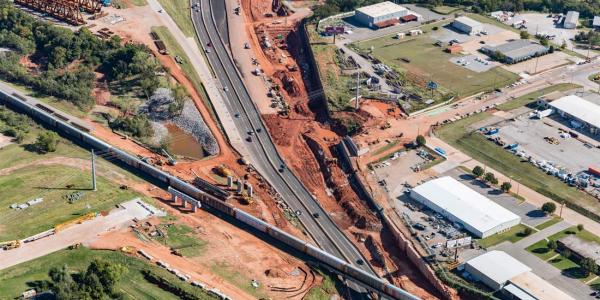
top-left (496, 83), bottom-right (581, 111)
top-left (0, 165), bottom-right (144, 241)
top-left (0, 247), bottom-right (216, 299)
top-left (535, 215), bottom-right (563, 230)
top-left (526, 239), bottom-right (558, 261)
top-left (477, 224), bottom-right (531, 248)
top-left (130, 0), bottom-right (147, 6)
top-left (371, 140), bottom-right (401, 156)
top-left (435, 110), bottom-right (600, 218)
top-left (209, 261), bottom-right (269, 299)
top-left (155, 223), bottom-right (207, 257)
top-left (151, 26), bottom-right (219, 130)
top-left (431, 6), bottom-right (461, 15)
top-left (2, 81), bottom-right (87, 118)
top-left (304, 269), bottom-right (343, 300)
top-left (354, 26), bottom-right (519, 98)
top-left (156, 0), bottom-right (194, 37)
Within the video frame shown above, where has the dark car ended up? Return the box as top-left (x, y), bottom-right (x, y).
top-left (356, 259), bottom-right (364, 265)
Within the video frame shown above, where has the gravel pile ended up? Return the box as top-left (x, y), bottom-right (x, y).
top-left (140, 88), bottom-right (219, 155)
top-left (173, 100), bottom-right (219, 155)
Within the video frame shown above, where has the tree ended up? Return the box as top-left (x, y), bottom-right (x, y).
top-left (472, 165), bottom-right (484, 177)
top-left (541, 202), bottom-right (556, 215)
top-left (522, 227), bottom-right (533, 236)
top-left (484, 172), bottom-right (496, 183)
top-left (581, 257), bottom-right (598, 276)
top-left (416, 135), bottom-right (426, 147)
top-left (520, 31), bottom-right (530, 39)
top-left (547, 239), bottom-right (557, 250)
top-left (548, 45), bottom-right (555, 53)
top-left (561, 40), bottom-right (568, 49)
top-left (489, 176), bottom-right (499, 185)
top-left (539, 36), bottom-right (549, 47)
top-left (48, 260), bottom-right (126, 300)
top-left (500, 182), bottom-right (512, 193)
top-left (577, 224), bottom-right (584, 231)
top-left (562, 248), bottom-right (572, 258)
top-left (35, 131), bottom-right (59, 153)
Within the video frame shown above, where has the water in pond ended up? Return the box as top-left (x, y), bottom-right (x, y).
top-left (164, 123), bottom-right (206, 159)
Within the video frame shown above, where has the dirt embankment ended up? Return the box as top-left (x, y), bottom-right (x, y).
top-left (238, 0), bottom-right (444, 298)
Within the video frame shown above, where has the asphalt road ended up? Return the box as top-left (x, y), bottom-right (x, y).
top-left (191, 0), bottom-right (380, 295)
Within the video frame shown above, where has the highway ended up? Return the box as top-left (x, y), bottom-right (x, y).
top-left (190, 0), bottom-right (382, 296)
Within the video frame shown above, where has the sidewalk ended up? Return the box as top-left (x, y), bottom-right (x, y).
top-left (147, 0), bottom-right (248, 158)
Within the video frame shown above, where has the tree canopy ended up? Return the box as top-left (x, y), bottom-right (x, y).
top-left (48, 260), bottom-right (127, 300)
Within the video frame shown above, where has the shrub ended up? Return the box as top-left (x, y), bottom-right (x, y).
top-left (541, 202), bottom-right (556, 215)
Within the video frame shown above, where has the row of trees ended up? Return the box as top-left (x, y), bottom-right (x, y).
top-left (46, 260), bottom-right (127, 300)
top-left (312, 0), bottom-right (600, 22)
top-left (471, 165), bottom-right (512, 191)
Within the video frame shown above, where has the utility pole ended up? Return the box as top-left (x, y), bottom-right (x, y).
top-left (355, 71), bottom-right (361, 110)
top-left (91, 149), bottom-right (97, 191)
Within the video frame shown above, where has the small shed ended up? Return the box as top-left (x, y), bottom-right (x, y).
top-left (400, 14), bottom-right (417, 23)
top-left (445, 44), bottom-right (463, 54)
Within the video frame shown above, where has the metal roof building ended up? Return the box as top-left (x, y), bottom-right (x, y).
top-left (593, 16), bottom-right (600, 29)
top-left (549, 95), bottom-right (600, 136)
top-left (452, 16), bottom-right (483, 35)
top-left (355, 1), bottom-right (409, 28)
top-left (410, 177), bottom-right (521, 238)
top-left (564, 11), bottom-right (579, 29)
top-left (465, 251), bottom-right (576, 300)
top-left (481, 39), bottom-right (548, 64)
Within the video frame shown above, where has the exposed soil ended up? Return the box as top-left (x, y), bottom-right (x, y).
top-left (236, 1), bottom-right (441, 298)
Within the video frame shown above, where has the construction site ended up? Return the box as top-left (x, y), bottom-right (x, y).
top-left (0, 0), bottom-right (464, 298)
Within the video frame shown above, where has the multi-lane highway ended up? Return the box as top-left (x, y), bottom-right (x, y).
top-left (190, 0), bottom-right (381, 293)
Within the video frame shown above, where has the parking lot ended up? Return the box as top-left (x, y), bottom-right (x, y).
top-left (450, 55), bottom-right (495, 72)
top-left (496, 115), bottom-right (600, 174)
top-left (373, 148), bottom-right (443, 194)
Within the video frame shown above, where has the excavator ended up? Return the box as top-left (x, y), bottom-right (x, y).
top-left (0, 240), bottom-right (21, 250)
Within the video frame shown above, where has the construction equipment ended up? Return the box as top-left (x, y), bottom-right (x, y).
top-left (14, 0), bottom-right (102, 25)
top-left (216, 164), bottom-right (233, 177)
top-left (240, 195), bottom-right (254, 205)
top-left (55, 212), bottom-right (96, 232)
top-left (0, 240), bottom-right (21, 250)
top-left (120, 246), bottom-right (137, 254)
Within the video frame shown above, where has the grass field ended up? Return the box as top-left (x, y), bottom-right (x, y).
top-left (156, 0), bottom-right (194, 37)
top-left (496, 83), bottom-right (580, 111)
top-left (353, 27), bottom-right (519, 98)
top-left (209, 261), bottom-right (269, 299)
top-left (435, 109), bottom-right (600, 217)
top-left (535, 215), bottom-right (563, 230)
top-left (151, 26), bottom-right (219, 129)
top-left (155, 223), bottom-right (207, 257)
top-left (0, 247), bottom-right (216, 299)
top-left (0, 116), bottom-right (150, 241)
top-left (477, 224), bottom-right (531, 248)
top-left (0, 165), bottom-right (143, 240)
top-left (431, 6), bottom-right (461, 14)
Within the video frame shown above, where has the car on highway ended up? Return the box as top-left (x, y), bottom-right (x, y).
top-left (248, 130), bottom-right (254, 135)
top-left (256, 128), bottom-right (262, 133)
top-left (223, 86), bottom-right (229, 92)
top-left (246, 136), bottom-right (252, 142)
top-left (205, 48), bottom-right (211, 53)
top-left (313, 212), bottom-right (320, 218)
top-left (278, 164), bottom-right (285, 173)
top-left (234, 113), bottom-right (240, 118)
top-left (356, 259), bottom-right (364, 265)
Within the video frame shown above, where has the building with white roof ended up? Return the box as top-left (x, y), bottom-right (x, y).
top-left (410, 176), bottom-right (520, 238)
top-left (452, 16), bottom-right (484, 35)
top-left (354, 1), bottom-right (409, 28)
top-left (465, 251), bottom-right (575, 300)
top-left (549, 95), bottom-right (600, 136)
top-left (593, 16), bottom-right (600, 29)
top-left (564, 11), bottom-right (579, 29)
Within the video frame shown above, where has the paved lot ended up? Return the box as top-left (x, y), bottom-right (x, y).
top-left (443, 168), bottom-right (551, 227)
top-left (497, 115), bottom-right (600, 174)
top-left (373, 149), bottom-right (431, 195)
top-left (493, 221), bottom-right (594, 299)
top-left (503, 51), bottom-right (575, 74)
top-left (449, 55), bottom-right (494, 72)
top-left (511, 13), bottom-right (585, 56)
top-left (430, 22), bottom-right (504, 44)
top-left (0, 199), bottom-right (154, 270)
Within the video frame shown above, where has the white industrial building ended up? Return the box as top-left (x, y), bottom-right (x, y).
top-left (465, 251), bottom-right (575, 300)
top-left (594, 16), bottom-right (600, 30)
top-left (549, 95), bottom-right (600, 136)
top-left (564, 11), bottom-right (579, 29)
top-left (452, 16), bottom-right (484, 35)
top-left (354, 1), bottom-right (409, 28)
top-left (410, 177), bottom-right (521, 238)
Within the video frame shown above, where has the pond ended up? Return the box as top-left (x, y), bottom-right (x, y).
top-left (164, 123), bottom-right (206, 160)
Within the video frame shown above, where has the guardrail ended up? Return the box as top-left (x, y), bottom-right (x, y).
top-left (0, 89), bottom-right (419, 300)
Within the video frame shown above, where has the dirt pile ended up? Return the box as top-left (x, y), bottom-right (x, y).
top-left (274, 70), bottom-right (300, 97)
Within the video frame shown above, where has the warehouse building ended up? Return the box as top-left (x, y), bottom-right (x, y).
top-left (564, 11), bottom-right (579, 29)
top-left (593, 16), bottom-right (600, 30)
top-left (354, 1), bottom-right (409, 28)
top-left (481, 39), bottom-right (549, 64)
top-left (452, 16), bottom-right (483, 35)
top-left (410, 177), bottom-right (521, 238)
top-left (557, 235), bottom-right (600, 265)
top-left (549, 95), bottom-right (600, 136)
top-left (465, 251), bottom-right (576, 300)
